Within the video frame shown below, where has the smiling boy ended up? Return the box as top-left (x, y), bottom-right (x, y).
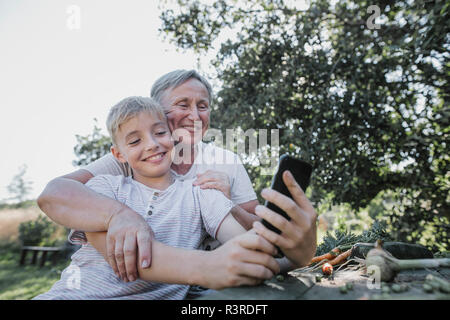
top-left (34, 96), bottom-right (282, 300)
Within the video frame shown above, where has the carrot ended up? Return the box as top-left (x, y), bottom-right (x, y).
top-left (310, 247), bottom-right (341, 264)
top-left (328, 248), bottom-right (352, 266)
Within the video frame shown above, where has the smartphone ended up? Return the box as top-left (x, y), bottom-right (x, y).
top-left (261, 154), bottom-right (313, 257)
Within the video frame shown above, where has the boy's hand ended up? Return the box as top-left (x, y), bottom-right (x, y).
top-left (106, 208), bottom-right (154, 282)
top-left (252, 170), bottom-right (317, 267)
top-left (200, 231), bottom-right (280, 290)
top-left (193, 170), bottom-right (231, 199)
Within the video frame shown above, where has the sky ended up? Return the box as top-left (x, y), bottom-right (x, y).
top-left (0, 0), bottom-right (200, 201)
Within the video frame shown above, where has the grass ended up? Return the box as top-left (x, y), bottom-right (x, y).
top-left (0, 204), bottom-right (71, 299)
top-left (0, 241), bottom-right (70, 300)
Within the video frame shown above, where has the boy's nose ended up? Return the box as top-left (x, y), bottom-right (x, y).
top-left (144, 135), bottom-right (159, 150)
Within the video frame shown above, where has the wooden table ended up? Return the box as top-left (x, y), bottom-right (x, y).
top-left (197, 267), bottom-right (450, 300)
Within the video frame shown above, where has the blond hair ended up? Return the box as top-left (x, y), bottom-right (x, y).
top-left (106, 96), bottom-right (166, 146)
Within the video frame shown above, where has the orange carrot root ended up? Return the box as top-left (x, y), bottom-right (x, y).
top-left (310, 248), bottom-right (341, 264)
top-left (328, 248), bottom-right (352, 266)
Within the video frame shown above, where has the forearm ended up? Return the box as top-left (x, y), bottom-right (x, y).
top-left (230, 205), bottom-right (261, 231)
top-left (138, 242), bottom-right (206, 285)
top-left (238, 199), bottom-right (259, 214)
top-left (38, 177), bottom-right (128, 232)
top-left (86, 232), bottom-right (206, 286)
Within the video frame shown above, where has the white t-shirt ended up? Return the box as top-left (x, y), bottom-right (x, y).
top-left (82, 142), bottom-right (257, 206)
top-left (33, 175), bottom-right (233, 300)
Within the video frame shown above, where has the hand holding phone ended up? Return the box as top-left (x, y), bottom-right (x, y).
top-left (261, 154), bottom-right (313, 257)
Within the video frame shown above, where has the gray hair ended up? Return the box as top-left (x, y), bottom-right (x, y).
top-left (150, 69), bottom-right (213, 106)
top-left (106, 96), bottom-right (166, 146)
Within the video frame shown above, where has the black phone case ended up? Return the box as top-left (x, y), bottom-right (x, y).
top-left (261, 154), bottom-right (313, 257)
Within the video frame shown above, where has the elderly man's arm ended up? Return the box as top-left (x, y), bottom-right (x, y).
top-left (38, 169), bottom-right (119, 231)
top-left (37, 169), bottom-right (153, 282)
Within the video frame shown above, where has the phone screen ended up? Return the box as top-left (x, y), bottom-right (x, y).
top-left (261, 154), bottom-right (313, 256)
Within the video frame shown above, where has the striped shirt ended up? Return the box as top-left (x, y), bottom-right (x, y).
top-left (82, 142), bottom-right (257, 255)
top-left (33, 174), bottom-right (233, 300)
top-left (83, 142), bottom-right (257, 205)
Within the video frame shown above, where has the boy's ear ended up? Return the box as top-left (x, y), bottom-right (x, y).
top-left (111, 145), bottom-right (127, 163)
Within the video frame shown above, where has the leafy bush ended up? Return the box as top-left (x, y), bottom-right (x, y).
top-left (18, 216), bottom-right (57, 246)
top-left (316, 221), bottom-right (392, 256)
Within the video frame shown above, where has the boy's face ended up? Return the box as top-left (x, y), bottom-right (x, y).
top-left (111, 112), bottom-right (173, 179)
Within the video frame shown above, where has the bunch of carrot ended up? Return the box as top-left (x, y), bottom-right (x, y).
top-left (309, 246), bottom-right (353, 267)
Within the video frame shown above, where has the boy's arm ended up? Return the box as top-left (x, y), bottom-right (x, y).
top-left (37, 168), bottom-right (153, 283)
top-left (86, 230), bottom-right (280, 290)
top-left (215, 211), bottom-right (247, 243)
top-left (238, 200), bottom-right (259, 215)
top-left (193, 169), bottom-right (259, 215)
top-left (216, 212), bottom-right (295, 274)
top-left (229, 205), bottom-right (261, 231)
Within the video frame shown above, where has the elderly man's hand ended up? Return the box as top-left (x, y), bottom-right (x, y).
top-left (193, 170), bottom-right (231, 199)
top-left (252, 170), bottom-right (317, 267)
top-left (106, 208), bottom-right (154, 282)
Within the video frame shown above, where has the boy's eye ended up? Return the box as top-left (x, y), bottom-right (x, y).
top-left (156, 131), bottom-right (167, 135)
top-left (129, 139), bottom-right (140, 145)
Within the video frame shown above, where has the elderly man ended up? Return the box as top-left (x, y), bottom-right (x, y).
top-left (37, 70), bottom-right (317, 295)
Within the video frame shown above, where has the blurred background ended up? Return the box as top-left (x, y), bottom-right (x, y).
top-left (0, 0), bottom-right (448, 299)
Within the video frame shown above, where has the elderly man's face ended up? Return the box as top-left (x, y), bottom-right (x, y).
top-left (159, 78), bottom-right (210, 145)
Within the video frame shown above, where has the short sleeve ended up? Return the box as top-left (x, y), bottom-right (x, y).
top-left (68, 175), bottom-right (119, 245)
top-left (195, 187), bottom-right (234, 239)
top-left (82, 153), bottom-right (132, 177)
top-left (229, 156), bottom-right (258, 205)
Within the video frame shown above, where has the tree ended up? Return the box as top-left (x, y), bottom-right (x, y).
top-left (73, 119), bottom-right (112, 167)
top-left (7, 164), bottom-right (33, 204)
top-left (158, 0), bottom-right (449, 250)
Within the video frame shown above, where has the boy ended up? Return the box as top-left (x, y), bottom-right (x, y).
top-left (34, 96), bottom-right (284, 300)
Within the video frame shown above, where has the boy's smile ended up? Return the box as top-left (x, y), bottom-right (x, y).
top-left (142, 152), bottom-right (167, 163)
top-left (111, 111), bottom-right (174, 189)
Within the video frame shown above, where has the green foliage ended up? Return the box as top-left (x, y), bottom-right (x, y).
top-left (73, 119), bottom-right (112, 167)
top-left (18, 216), bottom-right (57, 246)
top-left (6, 165), bottom-right (33, 205)
top-left (159, 0), bottom-right (450, 249)
top-left (316, 220), bottom-right (392, 256)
